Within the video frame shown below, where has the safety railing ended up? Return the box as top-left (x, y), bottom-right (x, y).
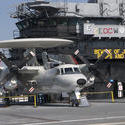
top-left (81, 91), bottom-right (115, 103)
top-left (0, 95), bottom-right (37, 108)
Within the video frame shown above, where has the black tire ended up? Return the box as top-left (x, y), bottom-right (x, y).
top-left (4, 98), bottom-right (10, 106)
top-left (75, 100), bottom-right (79, 107)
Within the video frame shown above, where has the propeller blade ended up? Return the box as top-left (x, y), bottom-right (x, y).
top-left (74, 49), bottom-right (111, 82)
top-left (0, 52), bottom-right (15, 70)
top-left (0, 73), bottom-right (14, 88)
top-left (74, 49), bottom-right (90, 67)
top-left (94, 49), bottom-right (110, 68)
top-left (0, 50), bottom-right (35, 90)
top-left (0, 52), bottom-right (18, 88)
top-left (18, 50), bottom-right (36, 69)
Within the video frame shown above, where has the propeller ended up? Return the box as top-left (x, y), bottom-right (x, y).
top-left (74, 49), bottom-right (110, 83)
top-left (0, 50), bottom-right (35, 90)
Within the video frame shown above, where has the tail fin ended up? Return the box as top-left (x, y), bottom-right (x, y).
top-left (42, 52), bottom-right (50, 69)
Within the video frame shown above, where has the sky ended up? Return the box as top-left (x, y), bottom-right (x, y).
top-left (0, 0), bottom-right (21, 40)
top-left (0, 0), bottom-right (88, 40)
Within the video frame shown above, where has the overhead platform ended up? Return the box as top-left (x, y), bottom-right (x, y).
top-left (27, 1), bottom-right (60, 15)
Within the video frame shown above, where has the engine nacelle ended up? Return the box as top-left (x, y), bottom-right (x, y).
top-left (4, 78), bottom-right (18, 90)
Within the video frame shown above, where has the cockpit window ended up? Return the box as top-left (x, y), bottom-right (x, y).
top-left (61, 68), bottom-right (64, 75)
top-left (56, 69), bottom-right (60, 75)
top-left (74, 67), bottom-right (80, 73)
top-left (88, 0), bottom-right (97, 3)
top-left (65, 68), bottom-right (73, 74)
top-left (59, 67), bottom-right (81, 75)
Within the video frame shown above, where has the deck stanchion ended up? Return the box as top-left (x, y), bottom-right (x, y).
top-left (34, 95), bottom-right (37, 108)
top-left (111, 91), bottom-right (115, 103)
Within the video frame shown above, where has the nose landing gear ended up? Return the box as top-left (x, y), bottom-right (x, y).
top-left (70, 88), bottom-right (90, 107)
top-left (70, 88), bottom-right (81, 107)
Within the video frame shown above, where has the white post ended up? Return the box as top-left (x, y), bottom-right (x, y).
top-left (118, 81), bottom-right (123, 98)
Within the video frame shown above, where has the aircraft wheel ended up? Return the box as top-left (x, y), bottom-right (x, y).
top-left (71, 99), bottom-right (75, 107)
top-left (71, 101), bottom-right (75, 107)
top-left (4, 98), bottom-right (10, 106)
top-left (71, 99), bottom-right (79, 107)
top-left (75, 101), bottom-right (79, 107)
top-left (75, 100), bottom-right (79, 107)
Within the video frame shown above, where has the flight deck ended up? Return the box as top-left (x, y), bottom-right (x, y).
top-left (0, 102), bottom-right (125, 125)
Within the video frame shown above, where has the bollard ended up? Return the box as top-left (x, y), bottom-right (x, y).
top-left (34, 95), bottom-right (37, 108)
top-left (111, 91), bottom-right (115, 103)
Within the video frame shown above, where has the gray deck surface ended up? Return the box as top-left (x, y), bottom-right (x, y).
top-left (0, 102), bottom-right (125, 125)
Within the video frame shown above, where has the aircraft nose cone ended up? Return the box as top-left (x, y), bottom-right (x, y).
top-left (77, 79), bottom-right (86, 86)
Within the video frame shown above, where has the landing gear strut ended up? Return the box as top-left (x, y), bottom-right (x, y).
top-left (70, 88), bottom-right (81, 107)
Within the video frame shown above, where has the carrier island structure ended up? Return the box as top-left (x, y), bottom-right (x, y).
top-left (9, 0), bottom-right (125, 98)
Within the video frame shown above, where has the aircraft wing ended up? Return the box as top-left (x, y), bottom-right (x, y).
top-left (0, 38), bottom-right (73, 48)
top-left (18, 69), bottom-right (38, 74)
